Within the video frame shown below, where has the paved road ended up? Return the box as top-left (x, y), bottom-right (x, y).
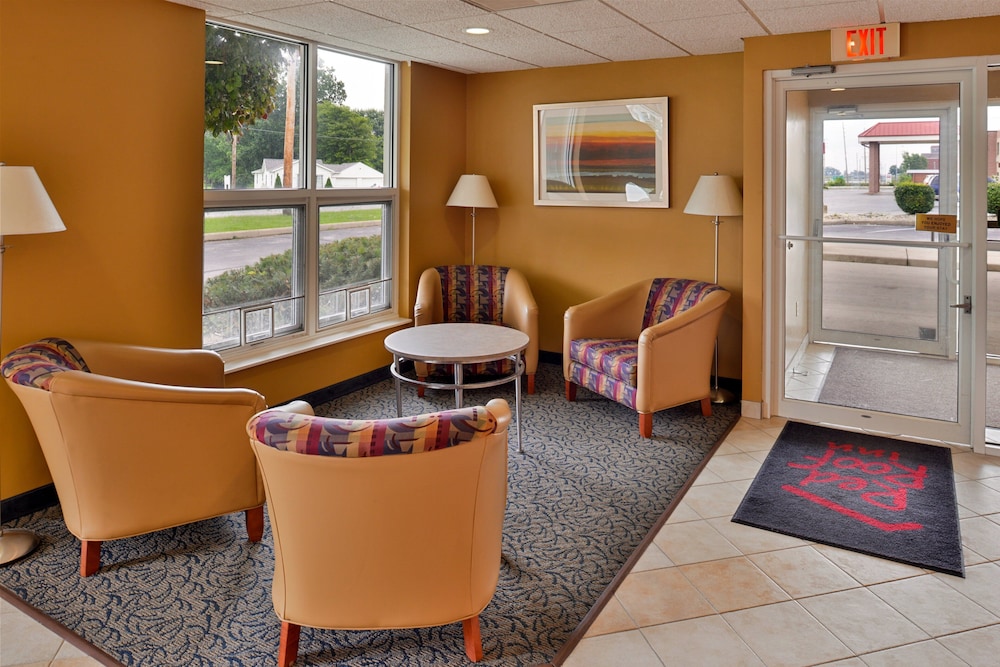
top-left (204, 221), bottom-right (380, 280)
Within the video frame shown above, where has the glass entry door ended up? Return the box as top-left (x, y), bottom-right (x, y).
top-left (775, 66), bottom-right (977, 447)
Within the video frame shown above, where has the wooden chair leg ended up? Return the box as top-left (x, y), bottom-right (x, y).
top-left (639, 413), bottom-right (653, 438)
top-left (417, 377), bottom-right (426, 398)
top-left (700, 397), bottom-right (712, 417)
top-left (278, 621), bottom-right (300, 667)
top-left (462, 616), bottom-right (483, 662)
top-left (246, 506), bottom-right (264, 542)
top-left (527, 372), bottom-right (536, 395)
top-left (80, 540), bottom-right (101, 577)
top-left (565, 380), bottom-right (577, 402)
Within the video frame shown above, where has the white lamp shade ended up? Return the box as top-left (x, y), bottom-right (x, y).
top-left (447, 174), bottom-right (498, 209)
top-left (0, 166), bottom-right (66, 236)
top-left (684, 174), bottom-right (743, 217)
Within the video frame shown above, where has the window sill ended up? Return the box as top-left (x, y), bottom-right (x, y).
top-left (222, 315), bottom-right (411, 374)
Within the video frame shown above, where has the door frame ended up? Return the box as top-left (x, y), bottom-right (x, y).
top-left (764, 57), bottom-right (990, 452)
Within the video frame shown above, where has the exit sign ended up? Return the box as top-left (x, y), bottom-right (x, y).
top-left (831, 23), bottom-right (899, 62)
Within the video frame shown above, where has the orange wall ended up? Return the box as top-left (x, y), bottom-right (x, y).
top-left (464, 54), bottom-right (745, 378)
top-left (740, 16), bottom-right (1000, 408)
top-left (0, 2), bottom-right (469, 501)
top-left (0, 0), bottom-right (205, 498)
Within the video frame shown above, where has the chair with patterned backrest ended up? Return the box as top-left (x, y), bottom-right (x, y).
top-left (563, 278), bottom-right (730, 438)
top-left (1, 337), bottom-right (267, 576)
top-left (413, 264), bottom-right (539, 393)
top-left (246, 398), bottom-right (510, 666)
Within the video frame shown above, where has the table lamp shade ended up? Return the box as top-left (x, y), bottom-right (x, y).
top-left (0, 166), bottom-right (66, 236)
top-left (447, 174), bottom-right (498, 209)
top-left (683, 174), bottom-right (743, 217)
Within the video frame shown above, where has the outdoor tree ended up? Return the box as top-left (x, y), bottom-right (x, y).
top-left (204, 25), bottom-right (284, 186)
top-left (899, 151), bottom-right (928, 174)
top-left (317, 68), bottom-right (347, 104)
top-left (316, 102), bottom-right (378, 167)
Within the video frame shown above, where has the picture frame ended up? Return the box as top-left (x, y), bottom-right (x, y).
top-left (533, 96), bottom-right (669, 208)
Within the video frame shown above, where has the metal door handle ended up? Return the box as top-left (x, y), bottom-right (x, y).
top-left (950, 296), bottom-right (972, 314)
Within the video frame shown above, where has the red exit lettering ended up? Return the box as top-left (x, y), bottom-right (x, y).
top-left (846, 25), bottom-right (887, 58)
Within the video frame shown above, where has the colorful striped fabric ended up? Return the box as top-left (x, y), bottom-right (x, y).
top-left (1, 338), bottom-right (89, 390)
top-left (249, 405), bottom-right (498, 457)
top-left (642, 278), bottom-right (724, 330)
top-left (437, 264), bottom-right (508, 325)
top-left (428, 264), bottom-right (512, 378)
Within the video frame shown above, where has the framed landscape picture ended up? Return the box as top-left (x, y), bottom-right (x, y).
top-left (533, 96), bottom-right (669, 207)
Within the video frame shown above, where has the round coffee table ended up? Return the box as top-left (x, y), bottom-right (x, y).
top-left (384, 322), bottom-right (528, 453)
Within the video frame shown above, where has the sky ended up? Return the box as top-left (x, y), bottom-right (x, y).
top-left (823, 107), bottom-right (1000, 177)
top-left (319, 49), bottom-right (388, 111)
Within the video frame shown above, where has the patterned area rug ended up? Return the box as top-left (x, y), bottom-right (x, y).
top-left (0, 363), bottom-right (739, 666)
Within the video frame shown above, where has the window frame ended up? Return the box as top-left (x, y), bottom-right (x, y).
top-left (202, 23), bottom-right (405, 373)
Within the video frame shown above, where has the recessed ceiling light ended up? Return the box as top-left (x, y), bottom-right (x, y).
top-left (831, 87), bottom-right (846, 92)
top-left (464, 27), bottom-right (490, 35)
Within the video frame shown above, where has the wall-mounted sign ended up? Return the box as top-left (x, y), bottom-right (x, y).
top-left (831, 23), bottom-right (899, 62)
top-left (915, 213), bottom-right (958, 234)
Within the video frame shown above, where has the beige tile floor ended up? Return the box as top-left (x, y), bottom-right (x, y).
top-left (564, 417), bottom-right (1000, 667)
top-left (2, 416), bottom-right (999, 666)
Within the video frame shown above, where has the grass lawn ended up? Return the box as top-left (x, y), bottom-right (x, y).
top-left (204, 208), bottom-right (381, 233)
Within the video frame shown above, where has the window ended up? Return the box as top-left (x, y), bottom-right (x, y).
top-left (202, 24), bottom-right (397, 362)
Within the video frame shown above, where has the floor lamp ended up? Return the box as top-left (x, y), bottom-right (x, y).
top-left (683, 173), bottom-right (743, 404)
top-left (0, 164), bottom-right (66, 566)
top-left (446, 174), bottom-right (497, 265)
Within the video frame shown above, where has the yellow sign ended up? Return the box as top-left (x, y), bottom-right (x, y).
top-left (915, 214), bottom-right (958, 233)
top-left (831, 23), bottom-right (900, 62)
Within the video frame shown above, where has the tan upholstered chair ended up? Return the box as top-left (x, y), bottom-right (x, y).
top-left (247, 398), bottom-right (510, 666)
top-left (564, 278), bottom-right (730, 437)
top-left (1, 337), bottom-right (266, 576)
top-left (414, 265), bottom-right (539, 393)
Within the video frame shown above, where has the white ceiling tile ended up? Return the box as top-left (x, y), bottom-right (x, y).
top-left (753, 1), bottom-right (881, 34)
top-left (557, 26), bottom-right (688, 60)
top-left (603, 0), bottom-right (750, 24)
top-left (331, 0), bottom-right (488, 24)
top-left (650, 14), bottom-right (767, 55)
top-left (255, 2), bottom-right (397, 35)
top-left (499, 0), bottom-right (632, 34)
top-left (165, 0), bottom-right (1000, 73)
top-left (415, 13), bottom-right (606, 67)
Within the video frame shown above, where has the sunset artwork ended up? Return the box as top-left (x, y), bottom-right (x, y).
top-left (536, 98), bottom-right (666, 206)
top-left (543, 105), bottom-right (659, 197)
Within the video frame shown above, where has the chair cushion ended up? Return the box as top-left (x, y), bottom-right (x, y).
top-left (643, 278), bottom-right (724, 329)
top-left (437, 265), bottom-right (508, 325)
top-left (250, 405), bottom-right (498, 457)
top-left (567, 361), bottom-right (637, 409)
top-left (568, 338), bottom-right (638, 385)
top-left (1, 337), bottom-right (89, 390)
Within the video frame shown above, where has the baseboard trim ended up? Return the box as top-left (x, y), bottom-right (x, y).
top-left (0, 483), bottom-right (58, 523)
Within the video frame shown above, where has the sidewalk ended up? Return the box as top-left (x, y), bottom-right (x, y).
top-left (825, 243), bottom-right (1000, 270)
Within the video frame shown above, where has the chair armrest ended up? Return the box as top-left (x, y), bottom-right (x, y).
top-left (501, 269), bottom-right (539, 373)
top-left (69, 340), bottom-right (226, 388)
top-left (635, 290), bottom-right (730, 412)
top-left (49, 370), bottom-right (265, 408)
top-left (485, 398), bottom-right (511, 434)
top-left (413, 268), bottom-right (444, 326)
top-left (563, 280), bottom-right (650, 377)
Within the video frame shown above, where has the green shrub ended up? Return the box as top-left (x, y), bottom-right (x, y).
top-left (204, 234), bottom-right (382, 311)
top-left (893, 183), bottom-right (935, 214)
top-left (988, 181), bottom-right (1000, 216)
top-left (825, 176), bottom-right (846, 187)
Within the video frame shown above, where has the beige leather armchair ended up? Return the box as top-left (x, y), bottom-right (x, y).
top-left (414, 264), bottom-right (539, 393)
top-left (247, 398), bottom-right (510, 666)
top-left (1, 337), bottom-right (266, 576)
top-left (563, 278), bottom-right (730, 437)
